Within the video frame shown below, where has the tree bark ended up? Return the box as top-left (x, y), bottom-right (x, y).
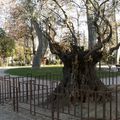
top-left (61, 49), bottom-right (106, 91)
top-left (47, 43), bottom-right (108, 105)
top-left (32, 20), bottom-right (48, 68)
top-left (86, 0), bottom-right (96, 49)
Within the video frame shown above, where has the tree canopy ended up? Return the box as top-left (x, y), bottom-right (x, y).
top-left (0, 28), bottom-right (15, 59)
top-left (2, 0), bottom-right (120, 66)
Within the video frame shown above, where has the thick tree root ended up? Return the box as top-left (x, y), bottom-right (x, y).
top-left (44, 82), bottom-right (112, 109)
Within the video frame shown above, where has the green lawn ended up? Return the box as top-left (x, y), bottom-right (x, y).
top-left (5, 66), bottom-right (119, 80)
top-left (5, 66), bottom-right (63, 77)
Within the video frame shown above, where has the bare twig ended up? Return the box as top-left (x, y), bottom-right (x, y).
top-left (52, 0), bottom-right (78, 45)
top-left (109, 43), bottom-right (120, 54)
top-left (85, 0), bottom-right (112, 59)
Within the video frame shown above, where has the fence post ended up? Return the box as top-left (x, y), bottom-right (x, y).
top-left (42, 85), bottom-right (44, 108)
top-left (110, 91), bottom-right (112, 120)
top-left (80, 89), bottom-right (83, 120)
top-left (103, 92), bottom-right (106, 120)
top-left (16, 87), bottom-right (19, 112)
top-left (51, 94), bottom-right (55, 120)
top-left (9, 79), bottom-right (11, 99)
top-left (2, 78), bottom-right (4, 104)
top-left (115, 83), bottom-right (118, 120)
top-left (13, 78), bottom-right (15, 111)
top-left (0, 84), bottom-right (1, 104)
top-left (56, 94), bottom-right (60, 120)
top-left (33, 82), bottom-right (36, 116)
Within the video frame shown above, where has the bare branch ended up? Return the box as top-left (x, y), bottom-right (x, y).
top-left (102, 19), bottom-right (112, 44)
top-left (44, 22), bottom-right (73, 58)
top-left (52, 0), bottom-right (78, 45)
top-left (84, 43), bottom-right (103, 59)
top-left (109, 43), bottom-right (120, 55)
top-left (85, 0), bottom-right (112, 59)
top-left (100, 0), bottom-right (109, 7)
top-left (87, 0), bottom-right (97, 11)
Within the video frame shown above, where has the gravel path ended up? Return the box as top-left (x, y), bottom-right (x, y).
top-left (0, 104), bottom-right (33, 120)
top-left (0, 104), bottom-right (52, 120)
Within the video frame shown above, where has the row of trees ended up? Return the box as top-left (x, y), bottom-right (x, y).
top-left (1, 0), bottom-right (120, 67)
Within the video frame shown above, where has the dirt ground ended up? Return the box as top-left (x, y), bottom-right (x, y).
top-left (0, 104), bottom-right (51, 120)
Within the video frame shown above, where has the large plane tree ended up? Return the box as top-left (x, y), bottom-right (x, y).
top-left (42, 0), bottom-right (120, 102)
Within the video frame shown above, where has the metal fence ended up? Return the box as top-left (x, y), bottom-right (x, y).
top-left (0, 71), bottom-right (120, 120)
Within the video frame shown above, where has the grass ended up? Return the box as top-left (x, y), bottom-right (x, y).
top-left (5, 66), bottom-right (63, 77)
top-left (5, 66), bottom-right (120, 79)
top-left (97, 70), bottom-right (119, 78)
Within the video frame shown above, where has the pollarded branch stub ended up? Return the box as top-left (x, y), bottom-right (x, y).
top-left (47, 23), bottom-right (74, 57)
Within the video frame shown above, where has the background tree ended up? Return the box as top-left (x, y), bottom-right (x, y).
top-left (0, 28), bottom-right (15, 65)
top-left (8, 0), bottom-right (49, 68)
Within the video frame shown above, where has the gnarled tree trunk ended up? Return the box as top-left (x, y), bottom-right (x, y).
top-left (62, 51), bottom-right (105, 91)
top-left (46, 41), bottom-right (108, 104)
top-left (43, 0), bottom-right (119, 105)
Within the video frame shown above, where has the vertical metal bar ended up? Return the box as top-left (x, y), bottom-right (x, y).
top-left (30, 80), bottom-right (32, 114)
top-left (61, 85), bottom-right (64, 113)
top-left (112, 72), bottom-right (114, 85)
top-left (4, 80), bottom-right (6, 100)
top-left (9, 80), bottom-right (11, 99)
top-left (87, 91), bottom-right (90, 120)
top-left (33, 83), bottom-right (36, 116)
top-left (16, 87), bottom-right (18, 112)
top-left (80, 89), bottom-right (83, 120)
top-left (95, 91), bottom-right (97, 120)
top-left (110, 91), bottom-right (112, 120)
top-left (22, 78), bottom-right (24, 102)
top-left (109, 66), bottom-right (111, 85)
top-left (38, 84), bottom-right (40, 106)
top-left (68, 101), bottom-right (70, 114)
top-left (46, 73), bottom-right (47, 87)
top-left (2, 79), bottom-right (4, 104)
top-left (0, 84), bottom-right (1, 104)
top-left (103, 92), bottom-right (106, 120)
top-left (51, 94), bottom-right (55, 120)
top-left (115, 79), bottom-right (118, 120)
top-left (105, 73), bottom-right (107, 85)
top-left (26, 82), bottom-right (28, 103)
top-left (7, 80), bottom-right (9, 99)
top-left (18, 82), bottom-right (21, 102)
top-left (46, 85), bottom-right (49, 109)
top-left (57, 94), bottom-right (59, 120)
top-left (42, 85), bottom-right (44, 108)
top-left (13, 78), bottom-right (15, 111)
top-left (74, 105), bottom-right (76, 117)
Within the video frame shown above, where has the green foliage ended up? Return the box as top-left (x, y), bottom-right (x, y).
top-left (0, 28), bottom-right (15, 58)
top-left (102, 50), bottom-right (116, 64)
top-left (0, 28), bottom-right (5, 37)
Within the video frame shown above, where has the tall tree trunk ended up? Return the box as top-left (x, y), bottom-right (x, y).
top-left (30, 19), bottom-right (36, 55)
top-left (32, 20), bottom-right (48, 68)
top-left (86, 0), bottom-right (96, 49)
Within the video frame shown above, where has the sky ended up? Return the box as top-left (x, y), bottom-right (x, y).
top-left (0, 0), bottom-right (13, 28)
top-left (0, 0), bottom-right (120, 28)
